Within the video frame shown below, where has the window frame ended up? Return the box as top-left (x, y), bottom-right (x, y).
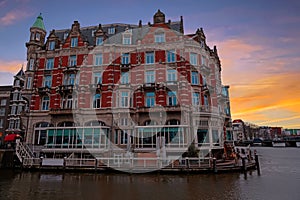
top-left (94, 54), bottom-right (103, 66)
top-left (167, 50), bottom-right (176, 63)
top-left (46, 58), bottom-right (54, 70)
top-left (155, 32), bottom-right (165, 43)
top-left (71, 37), bottom-right (78, 47)
top-left (146, 52), bottom-right (154, 64)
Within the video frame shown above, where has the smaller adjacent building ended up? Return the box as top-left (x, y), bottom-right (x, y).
top-left (6, 68), bottom-right (26, 138)
top-left (0, 85), bottom-right (13, 146)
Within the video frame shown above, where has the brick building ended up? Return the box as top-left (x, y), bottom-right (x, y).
top-left (0, 86), bottom-right (12, 146)
top-left (21, 10), bottom-right (232, 159)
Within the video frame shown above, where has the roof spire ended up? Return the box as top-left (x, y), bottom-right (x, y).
top-left (32, 13), bottom-right (46, 31)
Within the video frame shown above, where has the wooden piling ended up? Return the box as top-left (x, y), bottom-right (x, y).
top-left (255, 154), bottom-right (260, 175)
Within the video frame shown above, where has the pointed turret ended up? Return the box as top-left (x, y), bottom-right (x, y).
top-left (26, 14), bottom-right (47, 51)
top-left (153, 9), bottom-right (165, 24)
top-left (32, 13), bottom-right (46, 31)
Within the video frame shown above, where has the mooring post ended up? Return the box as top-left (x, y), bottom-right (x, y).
top-left (95, 158), bottom-right (98, 171)
top-left (213, 157), bottom-right (217, 173)
top-left (242, 157), bottom-right (246, 172)
top-left (39, 156), bottom-right (43, 169)
top-left (255, 153), bottom-right (261, 175)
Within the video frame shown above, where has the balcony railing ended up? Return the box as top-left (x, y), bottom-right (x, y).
top-left (120, 63), bottom-right (131, 70)
top-left (89, 83), bottom-right (102, 91)
top-left (142, 82), bottom-right (157, 89)
top-left (56, 85), bottom-right (76, 94)
top-left (37, 87), bottom-right (51, 95)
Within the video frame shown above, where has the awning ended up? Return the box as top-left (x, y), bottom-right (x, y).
top-left (4, 134), bottom-right (21, 142)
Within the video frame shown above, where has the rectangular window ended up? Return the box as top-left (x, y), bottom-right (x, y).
top-left (93, 72), bottom-right (102, 84)
top-left (168, 91), bottom-right (177, 106)
top-left (15, 119), bottom-right (20, 129)
top-left (46, 58), bottom-right (54, 70)
top-left (0, 108), bottom-right (5, 116)
top-left (191, 71), bottom-right (199, 85)
top-left (201, 55), bottom-right (206, 65)
top-left (71, 37), bottom-right (78, 47)
top-left (94, 54), bottom-right (103, 66)
top-left (44, 75), bottom-right (52, 88)
top-left (17, 105), bottom-right (22, 114)
top-left (190, 53), bottom-right (197, 65)
top-left (197, 129), bottom-right (209, 144)
top-left (146, 92), bottom-right (155, 107)
top-left (69, 55), bottom-right (77, 66)
top-left (96, 37), bottom-right (103, 46)
top-left (121, 53), bottom-right (130, 64)
top-left (108, 27), bottom-right (115, 34)
top-left (167, 69), bottom-right (177, 82)
top-left (93, 94), bottom-right (101, 108)
top-left (202, 76), bottom-right (207, 86)
top-left (48, 41), bottom-right (55, 50)
top-left (145, 71), bottom-right (155, 83)
top-left (120, 130), bottom-right (128, 144)
top-left (123, 35), bottom-right (131, 45)
top-left (13, 93), bottom-right (19, 101)
top-left (120, 91), bottom-right (129, 108)
top-left (155, 33), bottom-right (165, 43)
top-left (192, 92), bottom-right (200, 106)
top-left (64, 74), bottom-right (76, 85)
top-left (167, 50), bottom-right (176, 63)
top-left (26, 77), bottom-right (32, 89)
top-left (121, 72), bottom-right (129, 84)
top-left (212, 130), bottom-right (219, 143)
top-left (35, 33), bottom-right (41, 41)
top-left (204, 95), bottom-right (209, 106)
top-left (42, 96), bottom-right (50, 110)
top-left (146, 52), bottom-right (154, 64)
top-left (9, 120), bottom-right (14, 129)
top-left (11, 105), bottom-right (16, 115)
top-left (1, 99), bottom-right (7, 106)
top-left (28, 59), bottom-right (34, 70)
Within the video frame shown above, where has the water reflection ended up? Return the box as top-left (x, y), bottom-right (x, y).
top-left (1, 147), bottom-right (300, 200)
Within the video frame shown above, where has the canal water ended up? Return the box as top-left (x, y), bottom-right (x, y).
top-left (0, 147), bottom-right (300, 200)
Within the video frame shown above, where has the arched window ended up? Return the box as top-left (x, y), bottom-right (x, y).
top-left (93, 94), bottom-right (101, 108)
top-left (41, 96), bottom-right (50, 110)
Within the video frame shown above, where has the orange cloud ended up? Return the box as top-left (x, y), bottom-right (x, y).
top-left (230, 73), bottom-right (300, 128)
top-left (0, 9), bottom-right (33, 26)
top-left (0, 59), bottom-right (25, 73)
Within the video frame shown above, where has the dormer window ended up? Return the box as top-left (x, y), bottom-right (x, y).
top-left (108, 27), bottom-right (115, 34)
top-left (123, 35), bottom-right (131, 45)
top-left (96, 37), bottom-right (103, 46)
top-left (48, 41), bottom-right (55, 50)
top-left (155, 32), bottom-right (165, 43)
top-left (71, 37), bottom-right (78, 47)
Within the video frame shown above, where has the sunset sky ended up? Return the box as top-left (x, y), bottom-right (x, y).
top-left (0, 0), bottom-right (299, 128)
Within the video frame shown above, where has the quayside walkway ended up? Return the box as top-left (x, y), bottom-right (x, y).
top-left (15, 141), bottom-right (257, 174)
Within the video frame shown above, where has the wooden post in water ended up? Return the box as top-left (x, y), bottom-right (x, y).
top-left (95, 159), bottom-right (98, 171)
top-left (213, 158), bottom-right (217, 173)
top-left (255, 153), bottom-right (260, 175)
top-left (242, 157), bottom-right (246, 172)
